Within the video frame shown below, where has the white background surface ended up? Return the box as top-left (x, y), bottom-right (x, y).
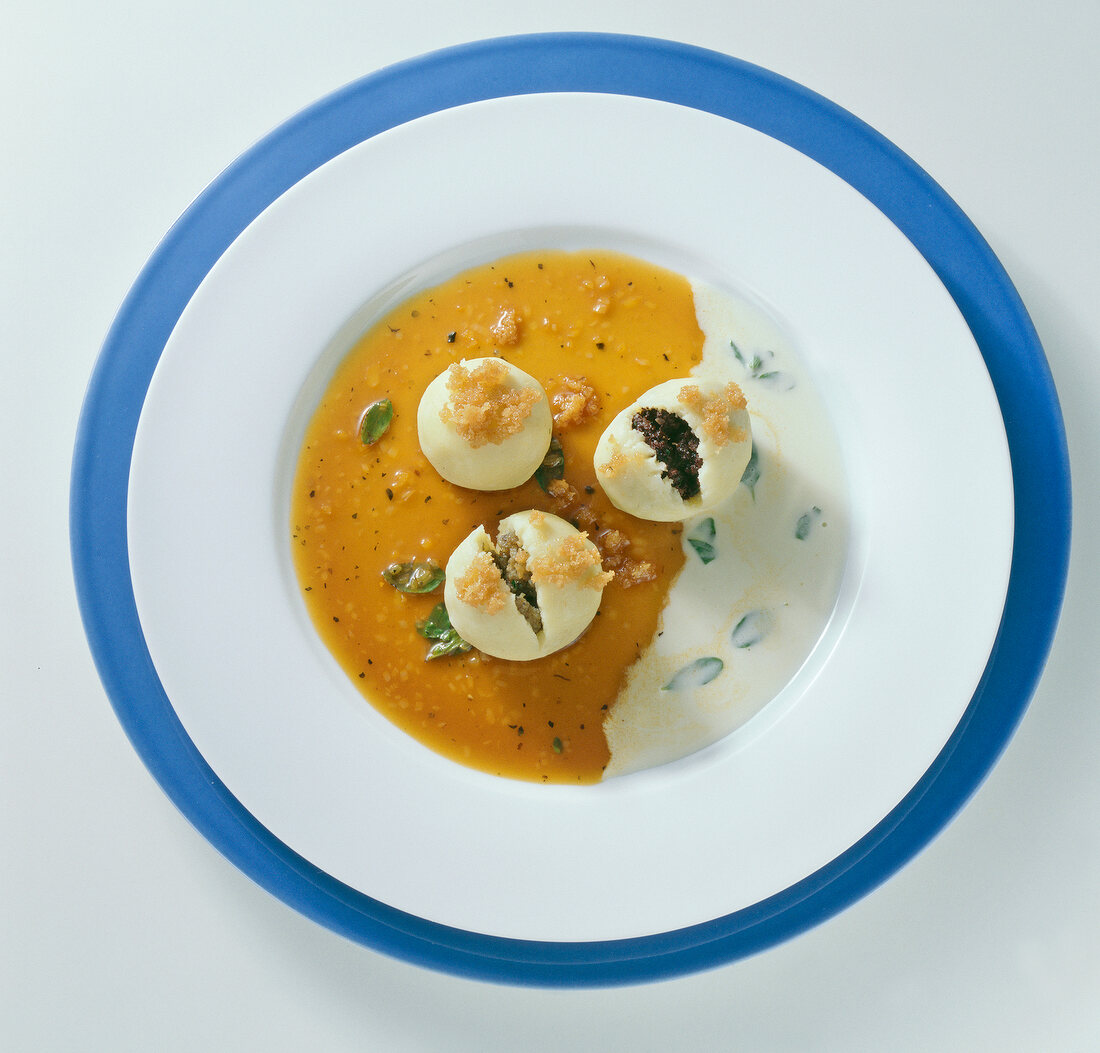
top-left (2, 1), bottom-right (1096, 1049)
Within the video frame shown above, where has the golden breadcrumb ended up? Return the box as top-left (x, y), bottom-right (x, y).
top-left (547, 478), bottom-right (597, 531)
top-left (677, 382), bottom-right (748, 448)
top-left (596, 436), bottom-right (628, 477)
top-left (455, 550), bottom-right (508, 612)
top-left (530, 533), bottom-right (613, 590)
top-left (595, 528), bottom-right (657, 588)
top-left (547, 478), bottom-right (575, 502)
top-left (616, 560), bottom-right (658, 587)
top-left (551, 375), bottom-right (601, 428)
top-left (440, 359), bottom-right (540, 448)
top-left (489, 307), bottom-right (521, 346)
top-left (573, 506), bottom-right (599, 531)
top-left (599, 528), bottom-right (630, 555)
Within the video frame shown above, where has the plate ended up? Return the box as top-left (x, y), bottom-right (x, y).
top-left (71, 34), bottom-right (1070, 985)
top-left (126, 92), bottom-right (1003, 940)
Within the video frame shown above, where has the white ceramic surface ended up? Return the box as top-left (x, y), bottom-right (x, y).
top-left (126, 92), bottom-right (1013, 942)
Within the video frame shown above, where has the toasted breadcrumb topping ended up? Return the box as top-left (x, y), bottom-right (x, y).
top-left (489, 307), bottom-right (522, 346)
top-left (546, 479), bottom-right (598, 531)
top-left (596, 528), bottom-right (658, 588)
top-left (677, 382), bottom-right (748, 448)
top-left (599, 528), bottom-right (630, 555)
top-left (615, 560), bottom-right (659, 587)
top-left (455, 550), bottom-right (508, 612)
top-left (530, 533), bottom-right (613, 590)
top-left (596, 436), bottom-right (628, 477)
top-left (440, 359), bottom-right (541, 448)
top-left (551, 376), bottom-right (602, 429)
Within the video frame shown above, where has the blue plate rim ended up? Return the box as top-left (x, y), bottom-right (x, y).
top-left (69, 32), bottom-right (1071, 986)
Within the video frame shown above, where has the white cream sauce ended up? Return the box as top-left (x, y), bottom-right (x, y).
top-left (603, 282), bottom-right (850, 777)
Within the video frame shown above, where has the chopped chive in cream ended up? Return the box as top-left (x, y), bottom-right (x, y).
top-left (740, 442), bottom-right (760, 499)
top-left (662, 656), bottom-right (724, 691)
top-left (687, 517), bottom-right (718, 564)
top-left (795, 506), bottom-right (822, 540)
top-left (731, 609), bottom-right (773, 649)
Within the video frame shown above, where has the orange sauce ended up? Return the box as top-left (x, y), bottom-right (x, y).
top-left (291, 250), bottom-right (703, 782)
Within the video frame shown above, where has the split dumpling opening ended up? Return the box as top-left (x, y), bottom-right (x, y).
top-left (444, 510), bottom-right (612, 661)
top-left (594, 377), bottom-right (752, 522)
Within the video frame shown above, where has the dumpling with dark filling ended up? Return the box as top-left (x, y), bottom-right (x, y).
top-left (444, 510), bottom-right (611, 661)
top-left (594, 378), bottom-right (751, 521)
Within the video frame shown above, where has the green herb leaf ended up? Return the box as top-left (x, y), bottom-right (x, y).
top-left (534, 436), bottom-right (565, 492)
top-left (731, 609), bottom-right (773, 649)
top-left (755, 369), bottom-right (795, 392)
top-left (795, 506), bottom-right (822, 541)
top-left (740, 442), bottom-right (760, 500)
top-left (687, 517), bottom-right (718, 564)
top-left (662, 656), bottom-right (724, 691)
top-left (416, 603), bottom-right (472, 660)
top-left (551, 737), bottom-right (563, 754)
top-left (425, 633), bottom-right (472, 660)
top-left (360, 398), bottom-right (394, 445)
top-left (382, 560), bottom-right (445, 594)
top-left (730, 345), bottom-right (795, 391)
top-left (416, 602), bottom-right (453, 638)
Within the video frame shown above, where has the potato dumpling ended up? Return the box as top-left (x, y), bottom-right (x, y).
top-left (594, 378), bottom-right (751, 521)
top-left (417, 357), bottom-right (552, 490)
top-left (444, 510), bottom-right (612, 661)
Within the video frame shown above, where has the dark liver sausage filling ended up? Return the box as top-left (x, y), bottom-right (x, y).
top-left (494, 529), bottom-right (543, 633)
top-left (631, 408), bottom-right (702, 500)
